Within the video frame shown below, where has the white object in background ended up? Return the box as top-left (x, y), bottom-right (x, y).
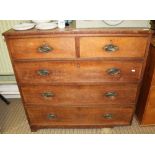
top-left (58, 20), bottom-right (65, 28)
top-left (103, 20), bottom-right (124, 26)
top-left (0, 84), bottom-right (20, 98)
top-left (12, 23), bottom-right (35, 30)
top-left (76, 20), bottom-right (150, 28)
top-left (32, 20), bottom-right (51, 24)
top-left (35, 23), bottom-right (57, 30)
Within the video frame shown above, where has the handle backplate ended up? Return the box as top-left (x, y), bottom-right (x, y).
top-left (42, 92), bottom-right (55, 98)
top-left (47, 114), bottom-right (57, 120)
top-left (106, 68), bottom-right (121, 75)
top-left (103, 113), bottom-right (113, 119)
top-left (104, 44), bottom-right (119, 52)
top-left (38, 44), bottom-right (53, 53)
top-left (37, 69), bottom-right (49, 76)
top-left (105, 92), bottom-right (117, 98)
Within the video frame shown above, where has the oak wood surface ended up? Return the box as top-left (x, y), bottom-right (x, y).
top-left (21, 84), bottom-right (138, 106)
top-left (14, 60), bottom-right (143, 84)
top-left (136, 37), bottom-right (155, 125)
top-left (3, 27), bottom-right (151, 37)
top-left (146, 86), bottom-right (155, 107)
top-left (27, 106), bottom-right (133, 126)
top-left (8, 37), bottom-right (76, 59)
top-left (142, 106), bottom-right (155, 124)
top-left (80, 37), bottom-right (148, 58)
top-left (152, 73), bottom-right (155, 85)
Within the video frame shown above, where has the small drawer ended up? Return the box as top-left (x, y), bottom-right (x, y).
top-left (9, 37), bottom-right (76, 59)
top-left (14, 60), bottom-right (143, 84)
top-left (21, 84), bottom-right (138, 106)
top-left (27, 106), bottom-right (133, 126)
top-left (80, 37), bottom-right (148, 58)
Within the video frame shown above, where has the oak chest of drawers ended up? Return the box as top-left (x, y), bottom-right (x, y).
top-left (3, 27), bottom-right (151, 131)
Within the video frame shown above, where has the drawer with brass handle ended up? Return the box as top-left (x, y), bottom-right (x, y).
top-left (14, 60), bottom-right (143, 84)
top-left (27, 106), bottom-right (133, 126)
top-left (80, 37), bottom-right (148, 58)
top-left (21, 84), bottom-right (138, 106)
top-left (8, 37), bottom-right (76, 59)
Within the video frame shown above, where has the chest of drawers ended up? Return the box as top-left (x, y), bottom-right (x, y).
top-left (3, 28), bottom-right (151, 131)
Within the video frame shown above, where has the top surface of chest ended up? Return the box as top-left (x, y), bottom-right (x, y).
top-left (3, 27), bottom-right (151, 37)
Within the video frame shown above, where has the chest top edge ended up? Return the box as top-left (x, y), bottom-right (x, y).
top-left (2, 27), bottom-right (153, 38)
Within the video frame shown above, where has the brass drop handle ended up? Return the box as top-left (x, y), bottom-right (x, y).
top-left (37, 69), bottom-right (49, 76)
top-left (42, 92), bottom-right (55, 98)
top-left (105, 92), bottom-right (117, 98)
top-left (38, 44), bottom-right (53, 53)
top-left (47, 114), bottom-right (57, 120)
top-left (104, 44), bottom-right (119, 52)
top-left (103, 114), bottom-right (113, 119)
top-left (106, 68), bottom-right (121, 75)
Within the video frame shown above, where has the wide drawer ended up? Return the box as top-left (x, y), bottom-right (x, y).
top-left (21, 84), bottom-right (138, 106)
top-left (27, 106), bottom-right (133, 126)
top-left (9, 37), bottom-right (76, 59)
top-left (80, 37), bottom-right (148, 58)
top-left (14, 60), bottom-right (143, 84)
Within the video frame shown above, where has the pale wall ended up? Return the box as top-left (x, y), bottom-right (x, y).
top-left (0, 20), bottom-right (26, 74)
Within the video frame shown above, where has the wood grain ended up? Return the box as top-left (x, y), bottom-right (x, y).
top-left (142, 106), bottom-right (155, 125)
top-left (136, 37), bottom-right (155, 125)
top-left (21, 84), bottom-right (138, 106)
top-left (80, 37), bottom-right (148, 58)
top-left (14, 60), bottom-right (143, 84)
top-left (3, 27), bottom-right (151, 38)
top-left (27, 106), bottom-right (133, 126)
top-left (8, 37), bottom-right (76, 59)
top-left (147, 86), bottom-right (155, 106)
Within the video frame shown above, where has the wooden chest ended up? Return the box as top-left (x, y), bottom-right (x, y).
top-left (136, 35), bottom-right (155, 125)
top-left (3, 27), bottom-right (151, 131)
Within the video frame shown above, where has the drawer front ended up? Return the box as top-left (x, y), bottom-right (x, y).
top-left (27, 106), bottom-right (133, 126)
top-left (9, 37), bottom-right (76, 59)
top-left (21, 84), bottom-right (138, 106)
top-left (15, 60), bottom-right (143, 84)
top-left (80, 37), bottom-right (148, 58)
